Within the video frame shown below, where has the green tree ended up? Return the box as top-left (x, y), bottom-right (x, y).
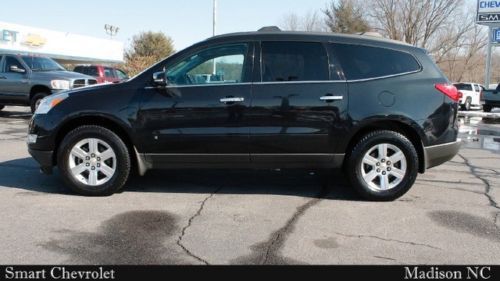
top-left (123, 31), bottom-right (175, 76)
top-left (323, 0), bottom-right (370, 33)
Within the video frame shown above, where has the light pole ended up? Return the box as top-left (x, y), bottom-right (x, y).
top-left (213, 0), bottom-right (217, 37)
top-left (104, 24), bottom-right (119, 39)
top-left (212, 0), bottom-right (217, 75)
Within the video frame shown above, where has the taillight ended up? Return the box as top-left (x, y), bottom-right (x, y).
top-left (480, 90), bottom-right (484, 101)
top-left (435, 83), bottom-right (459, 102)
top-left (457, 91), bottom-right (463, 100)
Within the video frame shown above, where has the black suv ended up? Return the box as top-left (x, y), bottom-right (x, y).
top-left (27, 31), bottom-right (461, 200)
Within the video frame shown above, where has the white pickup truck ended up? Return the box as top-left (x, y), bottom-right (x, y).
top-left (453, 82), bottom-right (484, 111)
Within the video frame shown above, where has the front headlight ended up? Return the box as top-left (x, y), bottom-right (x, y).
top-left (35, 93), bottom-right (69, 115)
top-left (50, 80), bottom-right (71, 90)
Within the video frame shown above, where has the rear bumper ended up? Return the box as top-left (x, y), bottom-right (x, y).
top-left (424, 139), bottom-right (461, 170)
top-left (28, 148), bottom-right (54, 174)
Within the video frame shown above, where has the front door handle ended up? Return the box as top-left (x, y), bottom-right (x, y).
top-left (320, 95), bottom-right (343, 102)
top-left (220, 97), bottom-right (245, 104)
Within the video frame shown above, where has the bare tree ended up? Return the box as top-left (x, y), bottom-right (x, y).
top-left (280, 10), bottom-right (324, 32)
top-left (323, 0), bottom-right (370, 33)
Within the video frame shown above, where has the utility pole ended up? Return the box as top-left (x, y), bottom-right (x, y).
top-left (486, 26), bottom-right (493, 88)
top-left (212, 0), bottom-right (217, 75)
top-left (213, 0), bottom-right (217, 37)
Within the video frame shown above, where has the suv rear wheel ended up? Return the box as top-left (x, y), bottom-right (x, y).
top-left (30, 93), bottom-right (48, 113)
top-left (347, 130), bottom-right (418, 201)
top-left (57, 125), bottom-right (131, 196)
top-left (462, 97), bottom-right (471, 111)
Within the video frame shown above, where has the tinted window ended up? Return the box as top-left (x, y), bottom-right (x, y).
top-left (331, 44), bottom-right (421, 80)
top-left (116, 69), bottom-right (128, 80)
top-left (88, 67), bottom-right (99, 77)
top-left (261, 42), bottom-right (329, 82)
top-left (74, 66), bottom-right (84, 74)
top-left (454, 83), bottom-right (473, 91)
top-left (167, 43), bottom-right (249, 86)
top-left (4, 56), bottom-right (25, 73)
top-left (104, 67), bottom-right (115, 78)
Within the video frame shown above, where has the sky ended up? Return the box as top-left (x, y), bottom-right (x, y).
top-left (1, 0), bottom-right (331, 50)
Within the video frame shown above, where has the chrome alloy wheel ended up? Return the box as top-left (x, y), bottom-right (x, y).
top-left (68, 138), bottom-right (116, 186)
top-left (360, 143), bottom-right (407, 191)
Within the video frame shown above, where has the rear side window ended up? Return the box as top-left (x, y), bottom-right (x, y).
top-left (454, 83), bottom-right (473, 91)
top-left (331, 44), bottom-right (421, 80)
top-left (261, 42), bottom-right (329, 82)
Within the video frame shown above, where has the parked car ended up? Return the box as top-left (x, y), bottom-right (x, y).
top-left (453, 82), bottom-right (483, 111)
top-left (73, 65), bottom-right (128, 84)
top-left (481, 84), bottom-right (500, 112)
top-left (0, 54), bottom-right (97, 113)
top-left (27, 30), bottom-right (461, 200)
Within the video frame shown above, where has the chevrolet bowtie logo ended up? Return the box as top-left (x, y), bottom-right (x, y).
top-left (22, 33), bottom-right (47, 48)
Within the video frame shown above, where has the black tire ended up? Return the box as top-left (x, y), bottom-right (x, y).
top-left (464, 98), bottom-right (471, 111)
top-left (483, 105), bottom-right (492, 112)
top-left (57, 125), bottom-right (131, 196)
top-left (346, 130), bottom-right (419, 201)
top-left (30, 93), bottom-right (48, 113)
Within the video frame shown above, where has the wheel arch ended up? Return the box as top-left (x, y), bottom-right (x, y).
top-left (53, 114), bottom-right (139, 173)
top-left (29, 85), bottom-right (51, 100)
top-left (343, 118), bottom-right (427, 173)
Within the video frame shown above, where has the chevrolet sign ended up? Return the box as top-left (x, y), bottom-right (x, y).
top-left (477, 0), bottom-right (500, 23)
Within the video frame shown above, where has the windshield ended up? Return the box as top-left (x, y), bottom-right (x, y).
top-left (21, 56), bottom-right (65, 72)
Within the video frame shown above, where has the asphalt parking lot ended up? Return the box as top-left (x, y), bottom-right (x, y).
top-left (0, 106), bottom-right (499, 265)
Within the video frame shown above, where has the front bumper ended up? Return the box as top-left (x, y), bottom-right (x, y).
top-left (424, 139), bottom-right (461, 170)
top-left (28, 148), bottom-right (54, 174)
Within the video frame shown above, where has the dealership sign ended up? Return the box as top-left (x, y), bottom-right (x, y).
top-left (0, 21), bottom-right (123, 63)
top-left (477, 0), bottom-right (500, 24)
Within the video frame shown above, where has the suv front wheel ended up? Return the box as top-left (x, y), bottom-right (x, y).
top-left (347, 130), bottom-right (418, 201)
top-left (57, 125), bottom-right (131, 196)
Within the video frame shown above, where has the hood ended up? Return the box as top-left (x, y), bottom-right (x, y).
top-left (66, 81), bottom-right (119, 95)
top-left (31, 70), bottom-right (95, 80)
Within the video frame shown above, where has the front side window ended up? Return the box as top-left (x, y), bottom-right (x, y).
top-left (331, 44), bottom-right (421, 80)
top-left (166, 43), bottom-right (249, 86)
top-left (4, 56), bottom-right (25, 73)
top-left (261, 41), bottom-right (329, 82)
top-left (116, 69), bottom-right (128, 80)
top-left (104, 67), bottom-right (115, 78)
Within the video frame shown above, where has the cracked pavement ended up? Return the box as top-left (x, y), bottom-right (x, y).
top-left (0, 107), bottom-right (499, 264)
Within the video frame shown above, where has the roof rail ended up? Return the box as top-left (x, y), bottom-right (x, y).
top-left (258, 26), bottom-right (281, 32)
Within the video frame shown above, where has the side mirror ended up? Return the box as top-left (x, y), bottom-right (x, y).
top-left (152, 71), bottom-right (167, 87)
top-left (10, 65), bottom-right (26, 74)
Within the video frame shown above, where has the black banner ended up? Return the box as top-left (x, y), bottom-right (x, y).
top-left (0, 265), bottom-right (498, 281)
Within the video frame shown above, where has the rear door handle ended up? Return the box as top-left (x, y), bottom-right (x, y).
top-left (220, 97), bottom-right (245, 103)
top-left (320, 95), bottom-right (343, 102)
